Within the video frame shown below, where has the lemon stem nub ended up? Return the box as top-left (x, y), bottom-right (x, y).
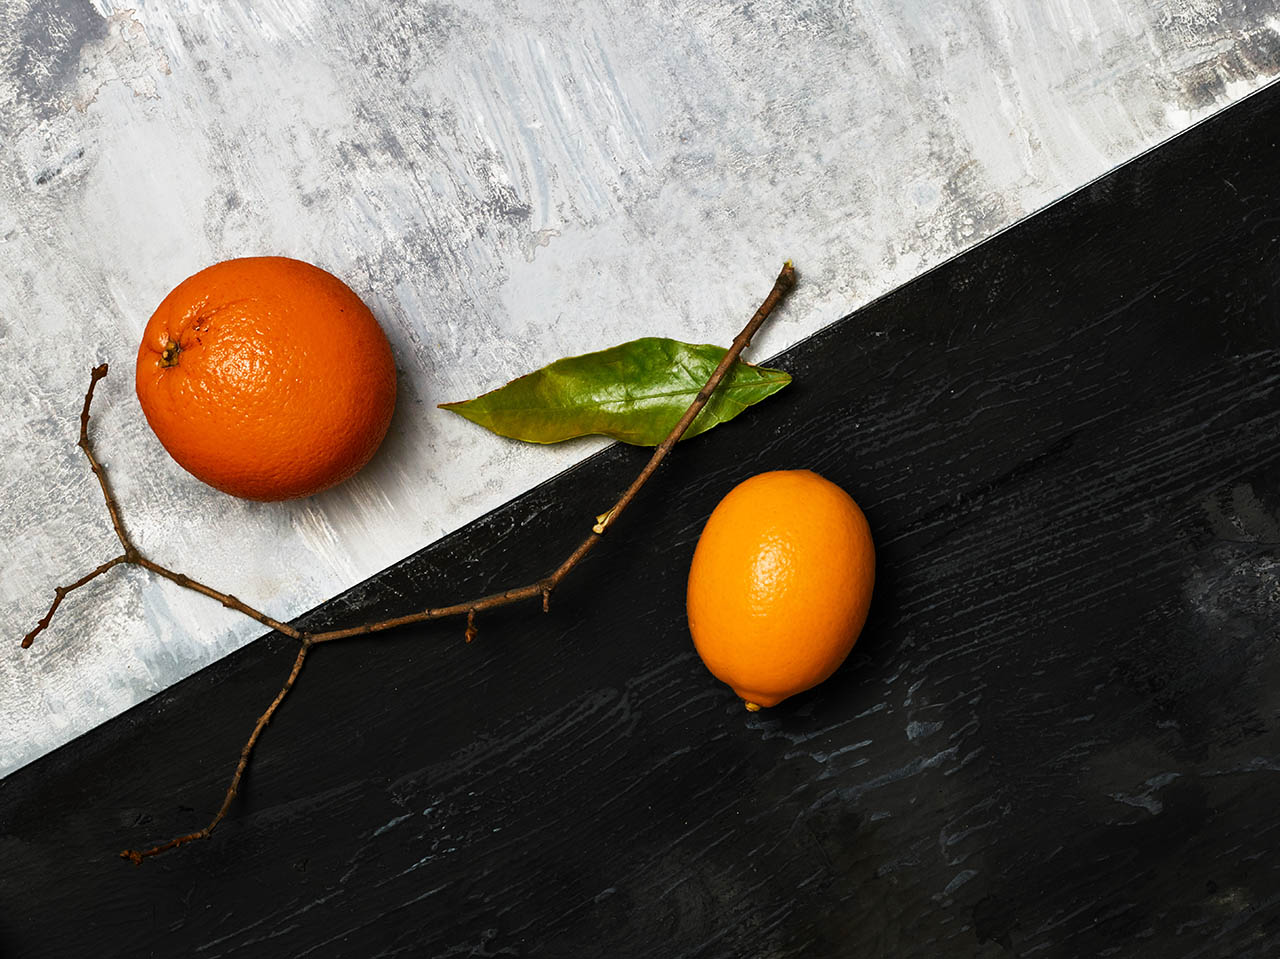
top-left (159, 339), bottom-right (181, 368)
top-left (743, 701), bottom-right (762, 712)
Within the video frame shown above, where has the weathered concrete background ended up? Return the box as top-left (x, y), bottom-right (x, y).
top-left (1, 0), bottom-right (1277, 777)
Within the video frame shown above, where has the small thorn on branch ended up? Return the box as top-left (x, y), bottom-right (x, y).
top-left (465, 609), bottom-right (478, 644)
top-left (541, 587), bottom-right (551, 614)
top-left (592, 508), bottom-right (615, 535)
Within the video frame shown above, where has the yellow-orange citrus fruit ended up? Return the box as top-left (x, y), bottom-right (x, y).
top-left (686, 470), bottom-right (875, 709)
top-left (135, 256), bottom-right (396, 501)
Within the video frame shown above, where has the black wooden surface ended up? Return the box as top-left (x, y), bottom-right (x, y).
top-left (5, 84), bottom-right (1280, 958)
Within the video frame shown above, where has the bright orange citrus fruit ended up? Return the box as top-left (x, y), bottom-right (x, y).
top-left (135, 256), bottom-right (396, 501)
top-left (686, 470), bottom-right (875, 709)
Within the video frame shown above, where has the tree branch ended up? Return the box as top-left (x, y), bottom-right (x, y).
top-left (23, 261), bottom-right (797, 862)
top-left (21, 554), bottom-right (130, 649)
top-left (78, 364), bottom-right (136, 557)
top-left (23, 369), bottom-right (303, 649)
top-left (120, 640), bottom-right (313, 864)
top-left (134, 558), bottom-right (304, 641)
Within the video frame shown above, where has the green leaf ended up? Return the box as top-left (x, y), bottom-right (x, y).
top-left (439, 337), bottom-right (791, 446)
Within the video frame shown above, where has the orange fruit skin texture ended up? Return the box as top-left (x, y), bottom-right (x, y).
top-left (687, 470), bottom-right (875, 709)
top-left (135, 256), bottom-right (397, 501)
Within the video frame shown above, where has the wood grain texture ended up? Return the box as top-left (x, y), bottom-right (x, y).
top-left (3, 58), bottom-right (1280, 959)
top-left (5, 0), bottom-right (1280, 777)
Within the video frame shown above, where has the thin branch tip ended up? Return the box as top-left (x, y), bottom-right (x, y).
top-left (20, 553), bottom-right (129, 649)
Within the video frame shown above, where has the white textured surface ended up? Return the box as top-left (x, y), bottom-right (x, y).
top-left (1, 0), bottom-right (1278, 777)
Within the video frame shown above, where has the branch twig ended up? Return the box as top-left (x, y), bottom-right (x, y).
top-left (120, 641), bottom-right (313, 864)
top-left (22, 262), bottom-right (797, 863)
top-left (134, 558), bottom-right (304, 641)
top-left (21, 554), bottom-right (129, 649)
top-left (77, 364), bottom-right (135, 558)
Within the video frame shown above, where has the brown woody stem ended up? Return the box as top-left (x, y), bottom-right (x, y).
top-left (120, 640), bottom-right (312, 864)
top-left (27, 262), bottom-right (798, 862)
top-left (134, 558), bottom-right (304, 641)
top-left (21, 554), bottom-right (130, 649)
top-left (78, 364), bottom-right (136, 557)
top-left (23, 367), bottom-right (304, 648)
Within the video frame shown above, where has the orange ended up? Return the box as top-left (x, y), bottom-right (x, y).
top-left (135, 256), bottom-right (396, 501)
top-left (686, 470), bottom-right (875, 709)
